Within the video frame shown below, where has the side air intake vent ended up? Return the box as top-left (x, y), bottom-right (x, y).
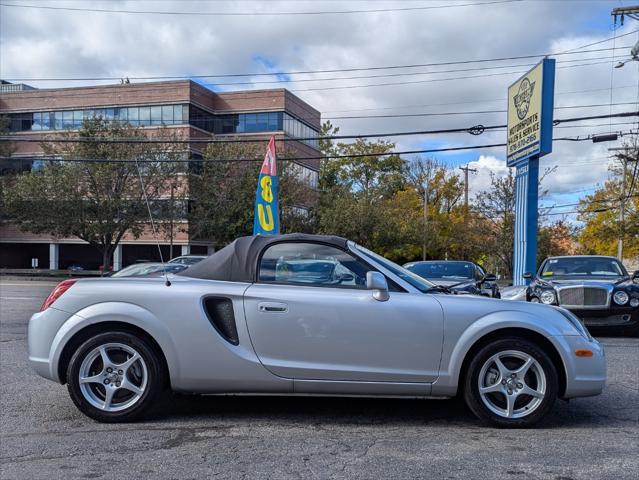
top-left (203, 297), bottom-right (239, 345)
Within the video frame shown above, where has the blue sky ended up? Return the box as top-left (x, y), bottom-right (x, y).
top-left (1, 0), bottom-right (637, 224)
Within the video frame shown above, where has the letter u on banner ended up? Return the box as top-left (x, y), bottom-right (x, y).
top-left (253, 137), bottom-right (280, 235)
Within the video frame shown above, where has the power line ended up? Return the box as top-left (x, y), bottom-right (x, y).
top-left (322, 84), bottom-right (639, 114)
top-left (126, 54), bottom-right (630, 88)
top-left (2, 132), bottom-right (636, 164)
top-left (287, 58), bottom-right (630, 92)
top-left (2, 111), bottom-right (636, 145)
top-left (0, 0), bottom-right (520, 17)
top-left (3, 43), bottom-right (635, 83)
top-left (327, 102), bottom-right (638, 120)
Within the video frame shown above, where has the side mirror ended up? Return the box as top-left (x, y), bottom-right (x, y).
top-left (523, 272), bottom-right (533, 280)
top-left (633, 270), bottom-right (639, 281)
top-left (366, 271), bottom-right (389, 302)
top-left (483, 273), bottom-right (497, 282)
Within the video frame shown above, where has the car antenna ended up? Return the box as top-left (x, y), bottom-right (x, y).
top-left (134, 158), bottom-right (171, 287)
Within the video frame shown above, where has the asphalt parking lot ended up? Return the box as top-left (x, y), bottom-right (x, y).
top-left (1, 279), bottom-right (637, 480)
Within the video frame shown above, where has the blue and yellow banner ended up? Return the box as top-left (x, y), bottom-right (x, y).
top-left (253, 137), bottom-right (280, 235)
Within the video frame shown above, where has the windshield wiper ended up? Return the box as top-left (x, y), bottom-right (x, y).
top-left (427, 280), bottom-right (470, 294)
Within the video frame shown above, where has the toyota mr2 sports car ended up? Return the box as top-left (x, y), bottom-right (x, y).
top-left (29, 234), bottom-right (606, 427)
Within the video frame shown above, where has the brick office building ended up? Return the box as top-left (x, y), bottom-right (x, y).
top-left (0, 80), bottom-right (321, 270)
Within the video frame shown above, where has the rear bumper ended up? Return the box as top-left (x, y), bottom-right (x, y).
top-left (557, 335), bottom-right (606, 399)
top-left (28, 307), bottom-right (72, 383)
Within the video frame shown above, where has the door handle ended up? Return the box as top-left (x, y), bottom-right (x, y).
top-left (258, 302), bottom-right (288, 313)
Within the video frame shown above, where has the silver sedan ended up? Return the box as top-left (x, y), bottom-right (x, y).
top-left (28, 234), bottom-right (605, 427)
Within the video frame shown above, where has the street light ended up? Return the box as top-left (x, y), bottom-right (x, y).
top-left (615, 38), bottom-right (639, 68)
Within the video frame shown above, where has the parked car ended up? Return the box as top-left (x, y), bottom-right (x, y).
top-left (29, 234), bottom-right (605, 427)
top-left (168, 255), bottom-right (207, 266)
top-left (404, 260), bottom-right (500, 298)
top-left (500, 285), bottom-right (528, 302)
top-left (110, 262), bottom-right (188, 278)
top-left (525, 255), bottom-right (639, 336)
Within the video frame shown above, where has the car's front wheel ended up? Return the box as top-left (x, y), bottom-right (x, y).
top-left (463, 337), bottom-right (558, 427)
top-left (67, 331), bottom-right (165, 422)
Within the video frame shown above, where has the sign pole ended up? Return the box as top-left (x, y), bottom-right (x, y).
top-left (512, 157), bottom-right (539, 286)
top-left (507, 58), bottom-right (555, 286)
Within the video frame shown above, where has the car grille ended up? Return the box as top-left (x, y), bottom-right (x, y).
top-left (558, 287), bottom-right (608, 307)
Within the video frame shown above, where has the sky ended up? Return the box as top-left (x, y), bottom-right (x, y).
top-left (1, 0), bottom-right (638, 222)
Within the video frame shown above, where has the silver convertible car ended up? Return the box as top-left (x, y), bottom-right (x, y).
top-left (29, 234), bottom-right (606, 427)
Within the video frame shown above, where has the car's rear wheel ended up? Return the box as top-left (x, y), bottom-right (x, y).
top-left (463, 337), bottom-right (558, 428)
top-left (67, 331), bottom-right (165, 422)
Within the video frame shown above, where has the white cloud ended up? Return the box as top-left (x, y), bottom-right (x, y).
top-left (0, 0), bottom-right (637, 210)
top-left (465, 155), bottom-right (511, 195)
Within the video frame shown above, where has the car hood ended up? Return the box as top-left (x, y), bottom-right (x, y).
top-left (539, 277), bottom-right (630, 288)
top-left (429, 279), bottom-right (474, 288)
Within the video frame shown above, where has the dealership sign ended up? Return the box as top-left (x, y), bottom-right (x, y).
top-left (506, 58), bottom-right (555, 167)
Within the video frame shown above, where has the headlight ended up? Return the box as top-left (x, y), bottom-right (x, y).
top-left (540, 290), bottom-right (556, 305)
top-left (613, 291), bottom-right (629, 305)
top-left (630, 298), bottom-right (639, 307)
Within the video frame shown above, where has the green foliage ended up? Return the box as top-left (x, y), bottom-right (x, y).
top-left (188, 141), bottom-right (315, 247)
top-left (578, 138), bottom-right (639, 259)
top-left (2, 118), bottom-right (184, 269)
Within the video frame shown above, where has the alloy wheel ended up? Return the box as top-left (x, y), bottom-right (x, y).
top-left (477, 349), bottom-right (546, 419)
top-left (78, 342), bottom-right (148, 412)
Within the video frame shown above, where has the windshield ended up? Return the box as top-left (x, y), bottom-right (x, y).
top-left (169, 256), bottom-right (205, 265)
top-left (352, 243), bottom-right (436, 293)
top-left (405, 261), bottom-right (474, 280)
top-left (112, 263), bottom-right (185, 277)
top-left (540, 257), bottom-right (627, 278)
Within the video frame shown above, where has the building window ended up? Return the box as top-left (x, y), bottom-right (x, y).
top-left (6, 104), bottom-right (190, 132)
top-left (127, 107), bottom-right (139, 125)
top-left (283, 113), bottom-right (319, 149)
top-left (290, 163), bottom-right (319, 189)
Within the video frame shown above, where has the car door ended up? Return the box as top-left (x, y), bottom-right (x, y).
top-left (243, 242), bottom-right (444, 383)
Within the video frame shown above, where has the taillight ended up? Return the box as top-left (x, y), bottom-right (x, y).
top-left (41, 279), bottom-right (77, 311)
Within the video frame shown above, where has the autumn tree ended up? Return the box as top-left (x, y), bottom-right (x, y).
top-left (188, 141), bottom-right (315, 248)
top-left (405, 157), bottom-right (466, 262)
top-left (578, 137), bottom-right (639, 259)
top-left (471, 170), bottom-right (516, 278)
top-left (316, 136), bottom-right (407, 253)
top-left (2, 118), bottom-right (185, 271)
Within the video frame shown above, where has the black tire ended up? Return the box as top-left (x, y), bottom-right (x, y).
top-left (67, 331), bottom-right (165, 422)
top-left (463, 337), bottom-right (558, 428)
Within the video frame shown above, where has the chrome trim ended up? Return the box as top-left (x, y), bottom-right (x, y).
top-left (556, 285), bottom-right (611, 309)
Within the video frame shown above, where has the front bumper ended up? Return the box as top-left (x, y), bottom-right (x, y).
top-left (568, 308), bottom-right (638, 328)
top-left (556, 335), bottom-right (606, 399)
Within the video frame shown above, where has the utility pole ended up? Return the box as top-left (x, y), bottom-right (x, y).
top-left (422, 173), bottom-right (429, 261)
top-left (614, 150), bottom-right (639, 261)
top-left (612, 6), bottom-right (639, 26)
top-left (618, 156), bottom-right (627, 260)
top-left (459, 164), bottom-right (477, 260)
top-left (459, 165), bottom-right (477, 213)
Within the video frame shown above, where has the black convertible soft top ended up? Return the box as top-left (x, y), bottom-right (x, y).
top-left (178, 233), bottom-right (349, 283)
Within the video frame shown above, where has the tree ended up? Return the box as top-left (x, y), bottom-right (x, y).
top-left (578, 137), bottom-right (639, 259)
top-left (538, 221), bottom-right (578, 261)
top-left (2, 118), bottom-right (184, 271)
top-left (406, 157), bottom-right (466, 262)
top-left (472, 170), bottom-right (516, 278)
top-left (188, 141), bottom-right (315, 248)
top-left (315, 137), bottom-right (407, 251)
